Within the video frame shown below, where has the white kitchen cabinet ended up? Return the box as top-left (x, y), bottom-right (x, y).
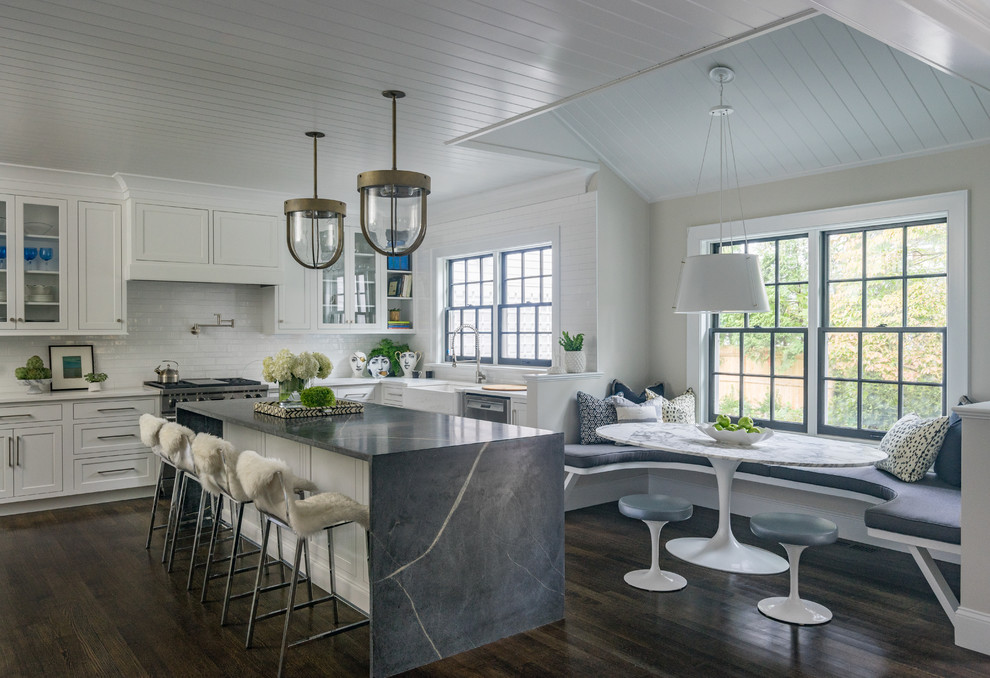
top-left (0, 425), bottom-right (62, 499)
top-left (264, 226), bottom-right (386, 334)
top-left (213, 211), bottom-right (280, 268)
top-left (318, 228), bottom-right (382, 330)
top-left (128, 202), bottom-right (281, 284)
top-left (77, 201), bottom-right (124, 332)
top-left (0, 195), bottom-right (69, 332)
top-left (69, 396), bottom-right (157, 494)
top-left (511, 400), bottom-right (528, 426)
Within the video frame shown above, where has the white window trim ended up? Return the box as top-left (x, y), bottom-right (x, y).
top-left (684, 191), bottom-right (968, 431)
top-left (428, 225), bottom-right (561, 367)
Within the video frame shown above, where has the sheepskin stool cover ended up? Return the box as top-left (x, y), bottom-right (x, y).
top-left (159, 422), bottom-right (196, 470)
top-left (288, 493), bottom-right (369, 536)
top-left (191, 433), bottom-right (238, 496)
top-left (139, 413), bottom-right (167, 450)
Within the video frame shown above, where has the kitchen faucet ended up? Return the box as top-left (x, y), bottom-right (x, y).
top-left (449, 323), bottom-right (487, 383)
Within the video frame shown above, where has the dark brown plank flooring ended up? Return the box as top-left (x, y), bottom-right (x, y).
top-left (1, 498), bottom-right (987, 677)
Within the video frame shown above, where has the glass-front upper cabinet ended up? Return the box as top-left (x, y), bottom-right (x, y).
top-left (318, 227), bottom-right (381, 329)
top-left (0, 196), bottom-right (68, 331)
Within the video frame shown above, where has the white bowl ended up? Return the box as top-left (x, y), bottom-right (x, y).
top-left (696, 423), bottom-right (774, 446)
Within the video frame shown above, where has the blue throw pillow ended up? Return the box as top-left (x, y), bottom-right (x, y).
top-left (933, 396), bottom-right (970, 487)
top-left (609, 379), bottom-right (665, 404)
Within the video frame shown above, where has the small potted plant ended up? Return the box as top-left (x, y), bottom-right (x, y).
top-left (84, 372), bottom-right (109, 392)
top-left (14, 355), bottom-right (52, 394)
top-left (299, 386), bottom-right (337, 409)
top-left (389, 308), bottom-right (401, 322)
top-left (559, 331), bottom-right (586, 373)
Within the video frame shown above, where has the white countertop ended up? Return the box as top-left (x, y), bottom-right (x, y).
top-left (0, 386), bottom-right (160, 405)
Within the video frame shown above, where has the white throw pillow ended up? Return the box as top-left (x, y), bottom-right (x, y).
top-left (875, 413), bottom-right (951, 482)
top-left (611, 395), bottom-right (660, 422)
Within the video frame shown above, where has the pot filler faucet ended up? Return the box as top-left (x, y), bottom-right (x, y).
top-left (449, 323), bottom-right (487, 384)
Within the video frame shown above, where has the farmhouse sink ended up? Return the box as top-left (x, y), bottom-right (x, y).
top-left (402, 383), bottom-right (462, 415)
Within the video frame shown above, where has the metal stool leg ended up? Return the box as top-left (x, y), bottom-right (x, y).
top-left (201, 494), bottom-right (225, 602)
top-left (161, 468), bottom-right (184, 563)
top-left (246, 517), bottom-right (273, 649)
top-left (220, 500), bottom-right (247, 623)
top-left (186, 487), bottom-right (211, 589)
top-left (277, 537), bottom-right (307, 678)
top-left (145, 458), bottom-right (166, 549)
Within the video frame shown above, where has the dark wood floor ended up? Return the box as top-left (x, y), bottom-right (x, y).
top-left (1, 498), bottom-right (987, 678)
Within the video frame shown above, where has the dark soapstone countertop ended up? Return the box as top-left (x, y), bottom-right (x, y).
top-left (177, 399), bottom-right (553, 462)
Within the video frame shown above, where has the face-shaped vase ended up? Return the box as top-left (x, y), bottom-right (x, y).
top-left (350, 352), bottom-right (367, 376)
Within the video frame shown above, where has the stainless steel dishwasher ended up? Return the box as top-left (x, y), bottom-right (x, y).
top-left (462, 392), bottom-right (511, 423)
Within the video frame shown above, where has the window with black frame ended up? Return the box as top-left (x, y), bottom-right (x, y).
top-left (709, 235), bottom-right (809, 431)
top-left (820, 219), bottom-right (948, 439)
top-left (443, 245), bottom-right (552, 367)
top-left (499, 246), bottom-right (553, 366)
top-left (444, 254), bottom-right (495, 363)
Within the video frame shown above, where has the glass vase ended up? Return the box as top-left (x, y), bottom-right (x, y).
top-left (278, 376), bottom-right (307, 403)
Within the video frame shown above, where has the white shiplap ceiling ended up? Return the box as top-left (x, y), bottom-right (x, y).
top-left (0, 0), bottom-right (988, 205)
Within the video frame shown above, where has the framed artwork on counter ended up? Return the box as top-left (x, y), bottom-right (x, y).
top-left (49, 344), bottom-right (94, 391)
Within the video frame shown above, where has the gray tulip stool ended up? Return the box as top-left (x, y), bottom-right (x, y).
top-left (750, 512), bottom-right (839, 625)
top-left (618, 494), bottom-right (693, 591)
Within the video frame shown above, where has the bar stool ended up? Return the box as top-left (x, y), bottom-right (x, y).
top-left (139, 414), bottom-right (170, 550)
top-left (237, 450), bottom-right (369, 678)
top-left (618, 494), bottom-right (693, 591)
top-left (159, 422), bottom-right (205, 573)
top-left (750, 512), bottom-right (838, 625)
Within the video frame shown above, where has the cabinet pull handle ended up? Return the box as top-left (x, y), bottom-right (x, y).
top-left (0, 414), bottom-right (33, 419)
top-left (7, 438), bottom-right (11, 468)
top-left (97, 468), bottom-right (137, 475)
top-left (16, 317), bottom-right (24, 322)
top-left (97, 434), bottom-right (138, 440)
top-left (97, 407), bottom-right (138, 413)
top-left (7, 318), bottom-right (14, 323)
top-left (14, 436), bottom-right (19, 466)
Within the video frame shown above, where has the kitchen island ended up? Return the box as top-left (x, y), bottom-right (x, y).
top-left (177, 399), bottom-right (564, 678)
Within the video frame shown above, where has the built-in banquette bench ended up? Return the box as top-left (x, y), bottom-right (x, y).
top-left (564, 441), bottom-right (961, 623)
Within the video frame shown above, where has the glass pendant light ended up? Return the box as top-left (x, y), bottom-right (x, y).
top-left (674, 67), bottom-right (770, 314)
top-left (357, 90), bottom-right (431, 257)
top-left (284, 131), bottom-right (346, 269)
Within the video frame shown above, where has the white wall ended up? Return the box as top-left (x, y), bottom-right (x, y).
top-left (595, 166), bottom-right (651, 385)
top-left (650, 142), bottom-right (990, 401)
top-left (0, 280), bottom-right (377, 390)
top-left (414, 169), bottom-right (598, 370)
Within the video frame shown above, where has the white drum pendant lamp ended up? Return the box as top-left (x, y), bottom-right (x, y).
top-left (357, 90), bottom-right (431, 257)
top-left (284, 131), bottom-right (346, 269)
top-left (674, 67), bottom-right (770, 314)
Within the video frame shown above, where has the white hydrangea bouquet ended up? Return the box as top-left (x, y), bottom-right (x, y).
top-left (262, 349), bottom-right (333, 402)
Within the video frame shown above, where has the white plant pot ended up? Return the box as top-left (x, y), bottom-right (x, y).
top-left (563, 350), bottom-right (586, 373)
top-left (88, 382), bottom-right (103, 392)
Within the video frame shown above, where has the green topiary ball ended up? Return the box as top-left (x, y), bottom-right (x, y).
top-left (299, 386), bottom-right (336, 409)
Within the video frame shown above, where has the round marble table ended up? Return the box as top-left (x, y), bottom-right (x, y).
top-left (596, 422), bottom-right (887, 575)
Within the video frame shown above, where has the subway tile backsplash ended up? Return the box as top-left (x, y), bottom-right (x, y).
top-left (0, 280), bottom-right (379, 390)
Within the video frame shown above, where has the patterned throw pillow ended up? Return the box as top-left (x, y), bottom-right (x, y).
top-left (577, 391), bottom-right (618, 444)
top-left (611, 395), bottom-right (660, 422)
top-left (876, 414), bottom-right (951, 482)
top-left (648, 387), bottom-right (696, 424)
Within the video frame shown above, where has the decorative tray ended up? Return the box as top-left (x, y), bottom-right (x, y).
top-left (254, 400), bottom-right (364, 418)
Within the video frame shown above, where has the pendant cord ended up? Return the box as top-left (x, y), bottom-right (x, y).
top-left (312, 134), bottom-right (319, 199)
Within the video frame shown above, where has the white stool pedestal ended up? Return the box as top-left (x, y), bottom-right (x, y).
top-left (625, 520), bottom-right (687, 592)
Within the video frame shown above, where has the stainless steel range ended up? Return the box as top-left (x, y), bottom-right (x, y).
top-left (144, 378), bottom-right (269, 420)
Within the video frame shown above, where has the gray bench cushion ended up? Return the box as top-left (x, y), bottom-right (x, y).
top-left (565, 445), bottom-right (960, 546)
top-left (564, 444), bottom-right (771, 477)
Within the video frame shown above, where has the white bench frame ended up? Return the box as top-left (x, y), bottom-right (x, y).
top-left (565, 461), bottom-right (960, 624)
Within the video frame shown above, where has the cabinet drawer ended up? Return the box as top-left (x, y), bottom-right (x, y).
top-left (73, 398), bottom-right (156, 421)
top-left (380, 384), bottom-right (404, 407)
top-left (73, 453), bottom-right (154, 492)
top-left (74, 422), bottom-right (144, 455)
top-left (335, 385), bottom-right (378, 403)
top-left (0, 403), bottom-right (62, 424)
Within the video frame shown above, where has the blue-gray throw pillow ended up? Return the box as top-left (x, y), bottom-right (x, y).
top-left (577, 391), bottom-right (618, 444)
top-left (934, 396), bottom-right (970, 487)
top-left (609, 379), bottom-right (665, 404)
